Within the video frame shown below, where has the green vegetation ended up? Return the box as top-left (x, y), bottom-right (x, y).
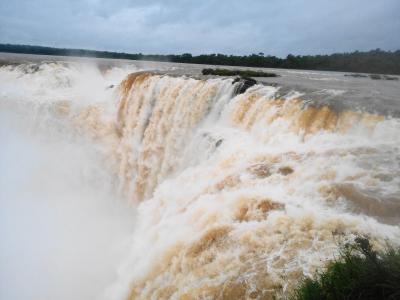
top-left (202, 68), bottom-right (278, 77)
top-left (1, 44), bottom-right (400, 75)
top-left (291, 237), bottom-right (400, 300)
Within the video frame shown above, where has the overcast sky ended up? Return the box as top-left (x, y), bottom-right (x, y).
top-left (0, 0), bottom-right (399, 57)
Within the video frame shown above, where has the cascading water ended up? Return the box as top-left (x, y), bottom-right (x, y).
top-left (0, 59), bottom-right (399, 300)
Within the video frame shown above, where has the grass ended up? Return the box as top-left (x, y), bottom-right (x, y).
top-left (202, 68), bottom-right (278, 77)
top-left (290, 237), bottom-right (400, 300)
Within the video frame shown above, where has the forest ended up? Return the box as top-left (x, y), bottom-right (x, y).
top-left (1, 43), bottom-right (399, 75)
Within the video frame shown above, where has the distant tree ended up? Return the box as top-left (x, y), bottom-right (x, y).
top-left (1, 44), bottom-right (399, 75)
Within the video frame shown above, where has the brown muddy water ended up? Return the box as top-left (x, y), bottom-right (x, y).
top-left (0, 53), bottom-right (399, 300)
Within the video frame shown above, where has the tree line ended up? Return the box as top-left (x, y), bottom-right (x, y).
top-left (1, 44), bottom-right (399, 75)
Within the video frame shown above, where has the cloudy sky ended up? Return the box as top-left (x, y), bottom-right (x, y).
top-left (0, 0), bottom-right (399, 57)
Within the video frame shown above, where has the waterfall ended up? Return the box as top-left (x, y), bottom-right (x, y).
top-left (1, 61), bottom-right (399, 300)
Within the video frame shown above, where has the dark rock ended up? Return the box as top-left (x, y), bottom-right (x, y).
top-left (344, 73), bottom-right (368, 78)
top-left (383, 75), bottom-right (398, 81)
top-left (369, 74), bottom-right (382, 80)
top-left (215, 139), bottom-right (223, 148)
top-left (233, 76), bottom-right (257, 95)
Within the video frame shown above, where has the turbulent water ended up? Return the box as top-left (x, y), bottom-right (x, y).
top-left (1, 58), bottom-right (400, 300)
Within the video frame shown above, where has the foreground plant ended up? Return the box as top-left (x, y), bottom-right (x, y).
top-left (291, 237), bottom-right (400, 300)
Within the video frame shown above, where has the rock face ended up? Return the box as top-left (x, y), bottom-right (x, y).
top-left (233, 76), bottom-right (257, 95)
top-left (215, 139), bottom-right (223, 148)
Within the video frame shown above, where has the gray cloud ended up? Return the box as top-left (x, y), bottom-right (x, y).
top-left (0, 0), bottom-right (399, 56)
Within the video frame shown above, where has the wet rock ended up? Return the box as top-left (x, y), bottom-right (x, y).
top-left (344, 73), bottom-right (368, 78)
top-left (369, 74), bottom-right (382, 80)
top-left (383, 75), bottom-right (398, 80)
top-left (369, 74), bottom-right (399, 80)
top-left (20, 64), bottom-right (40, 74)
top-left (233, 76), bottom-right (257, 95)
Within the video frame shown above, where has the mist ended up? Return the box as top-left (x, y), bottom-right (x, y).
top-left (0, 111), bottom-right (135, 300)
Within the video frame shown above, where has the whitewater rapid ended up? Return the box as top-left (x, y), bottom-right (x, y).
top-left (0, 58), bottom-right (399, 300)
